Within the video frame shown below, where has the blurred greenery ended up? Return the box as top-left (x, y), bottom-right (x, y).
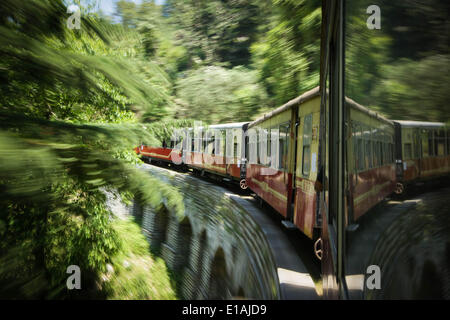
top-left (346, 0), bottom-right (450, 122)
top-left (251, 0), bottom-right (321, 107)
top-left (102, 218), bottom-right (177, 300)
top-left (175, 66), bottom-right (268, 123)
top-left (0, 0), bottom-right (184, 299)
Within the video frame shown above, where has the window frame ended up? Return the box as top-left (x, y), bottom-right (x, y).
top-left (302, 113), bottom-right (313, 176)
top-left (278, 122), bottom-right (290, 171)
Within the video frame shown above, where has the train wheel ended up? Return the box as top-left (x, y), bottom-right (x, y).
top-left (395, 182), bottom-right (404, 195)
top-left (314, 238), bottom-right (323, 260)
top-left (239, 179), bottom-right (248, 190)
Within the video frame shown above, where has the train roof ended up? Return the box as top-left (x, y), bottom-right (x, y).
top-left (185, 122), bottom-right (248, 131)
top-left (208, 122), bottom-right (248, 129)
top-left (248, 86), bottom-right (393, 127)
top-left (249, 87), bottom-right (320, 127)
top-left (345, 97), bottom-right (394, 125)
top-left (393, 120), bottom-right (446, 129)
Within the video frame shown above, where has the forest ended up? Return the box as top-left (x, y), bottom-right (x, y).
top-left (0, 0), bottom-right (448, 298)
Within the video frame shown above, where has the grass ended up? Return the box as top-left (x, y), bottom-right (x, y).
top-left (101, 218), bottom-right (178, 300)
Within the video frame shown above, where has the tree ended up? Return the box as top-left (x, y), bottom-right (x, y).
top-left (251, 0), bottom-right (321, 107)
top-left (175, 66), bottom-right (268, 123)
top-left (166, 0), bottom-right (264, 67)
top-left (345, 0), bottom-right (450, 122)
top-left (0, 0), bottom-right (183, 298)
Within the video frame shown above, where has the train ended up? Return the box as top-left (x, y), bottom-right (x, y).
top-left (135, 86), bottom-right (450, 244)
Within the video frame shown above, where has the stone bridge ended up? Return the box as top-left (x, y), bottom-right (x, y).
top-left (132, 164), bottom-right (280, 300)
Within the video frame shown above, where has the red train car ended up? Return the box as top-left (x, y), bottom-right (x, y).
top-left (183, 122), bottom-right (248, 188)
top-left (347, 98), bottom-right (396, 221)
top-left (394, 120), bottom-right (450, 193)
top-left (135, 140), bottom-right (182, 167)
top-left (245, 87), bottom-right (397, 240)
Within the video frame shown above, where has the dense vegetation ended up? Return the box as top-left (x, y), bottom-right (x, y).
top-left (114, 0), bottom-right (448, 122)
top-left (345, 0), bottom-right (450, 121)
top-left (0, 0), bottom-right (183, 299)
top-left (0, 0), bottom-right (448, 299)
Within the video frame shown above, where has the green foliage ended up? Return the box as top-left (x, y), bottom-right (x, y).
top-left (102, 218), bottom-right (177, 300)
top-left (0, 0), bottom-right (184, 298)
top-left (345, 3), bottom-right (391, 108)
top-left (371, 55), bottom-right (450, 122)
top-left (166, 0), bottom-right (263, 67)
top-left (251, 0), bottom-right (321, 106)
top-left (0, 115), bottom-right (185, 298)
top-left (345, 0), bottom-right (450, 122)
top-left (175, 66), bottom-right (268, 123)
top-left (142, 119), bottom-right (195, 145)
top-left (0, 1), bottom-right (171, 120)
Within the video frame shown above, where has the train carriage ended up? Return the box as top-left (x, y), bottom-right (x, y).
top-left (184, 122), bottom-right (248, 187)
top-left (346, 98), bottom-right (396, 221)
top-left (245, 90), bottom-right (301, 220)
top-left (246, 87), bottom-right (398, 240)
top-left (133, 93), bottom-right (447, 247)
top-left (246, 87), bottom-right (323, 239)
top-left (393, 120), bottom-right (450, 193)
top-left (135, 140), bottom-right (181, 166)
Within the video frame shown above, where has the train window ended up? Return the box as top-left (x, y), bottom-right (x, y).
top-left (433, 130), bottom-right (439, 156)
top-left (422, 130), bottom-right (429, 157)
top-left (413, 130), bottom-right (421, 159)
top-left (302, 114), bottom-right (313, 176)
top-left (374, 133), bottom-right (382, 167)
top-left (352, 123), bottom-right (358, 171)
top-left (210, 136), bottom-right (215, 155)
top-left (357, 124), bottom-right (364, 171)
top-left (202, 130), bottom-right (210, 154)
top-left (193, 130), bottom-right (202, 153)
top-left (248, 128), bottom-right (257, 164)
top-left (404, 143), bottom-right (412, 160)
top-left (222, 130), bottom-right (227, 156)
top-left (371, 129), bottom-right (379, 168)
top-left (202, 134), bottom-right (207, 152)
top-left (258, 128), bottom-right (266, 165)
top-left (384, 139), bottom-right (387, 164)
top-left (256, 129), bottom-right (260, 164)
top-left (428, 130), bottom-right (434, 156)
top-left (226, 130), bottom-right (233, 158)
top-left (233, 136), bottom-right (238, 159)
top-left (364, 126), bottom-right (372, 169)
top-left (377, 140), bottom-right (382, 166)
top-left (184, 131), bottom-right (191, 152)
top-left (214, 131), bottom-right (222, 156)
top-left (279, 123), bottom-right (290, 171)
top-left (384, 134), bottom-right (390, 164)
top-left (214, 133), bottom-right (219, 155)
top-left (437, 130), bottom-right (445, 156)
